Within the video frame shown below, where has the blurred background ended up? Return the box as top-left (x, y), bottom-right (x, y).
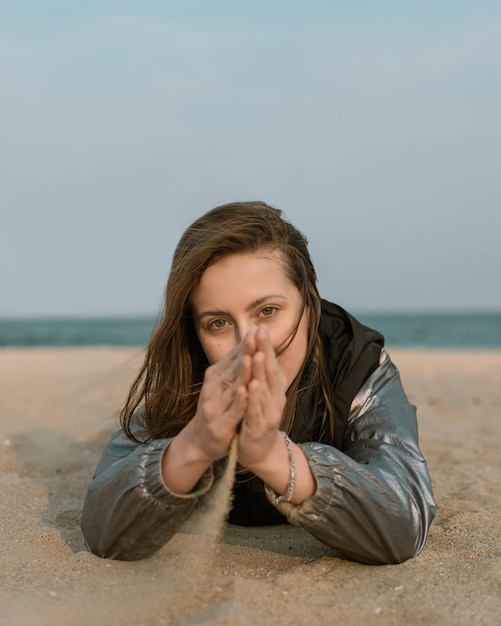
top-left (1, 1), bottom-right (500, 346)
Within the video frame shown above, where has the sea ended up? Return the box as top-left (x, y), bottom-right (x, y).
top-left (1, 312), bottom-right (500, 349)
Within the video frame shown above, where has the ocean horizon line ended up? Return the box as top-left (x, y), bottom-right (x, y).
top-left (1, 311), bottom-right (500, 349)
top-left (1, 308), bottom-right (501, 321)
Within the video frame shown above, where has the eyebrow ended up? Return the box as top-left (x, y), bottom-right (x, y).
top-left (196, 294), bottom-right (287, 320)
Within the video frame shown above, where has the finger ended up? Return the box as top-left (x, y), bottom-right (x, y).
top-left (221, 355), bottom-right (252, 410)
top-left (236, 353), bottom-right (252, 387)
top-left (241, 326), bottom-right (257, 357)
top-left (245, 378), bottom-right (262, 423)
top-left (215, 340), bottom-right (243, 372)
top-left (255, 326), bottom-right (283, 393)
top-left (228, 384), bottom-right (248, 424)
top-left (218, 350), bottom-right (251, 395)
top-left (205, 345), bottom-right (243, 390)
top-left (251, 349), bottom-right (267, 385)
top-left (199, 378), bottom-right (245, 441)
top-left (219, 349), bottom-right (242, 379)
top-left (214, 328), bottom-right (259, 390)
top-left (222, 329), bottom-right (256, 387)
top-left (246, 352), bottom-right (267, 419)
top-left (217, 356), bottom-right (251, 419)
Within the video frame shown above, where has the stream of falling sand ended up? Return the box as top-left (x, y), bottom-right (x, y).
top-left (180, 437), bottom-right (238, 575)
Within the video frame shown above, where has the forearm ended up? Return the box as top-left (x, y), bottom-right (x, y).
top-left (161, 423), bottom-right (214, 495)
top-left (81, 432), bottom-right (213, 560)
top-left (264, 353), bottom-right (436, 564)
top-left (284, 440), bottom-right (435, 564)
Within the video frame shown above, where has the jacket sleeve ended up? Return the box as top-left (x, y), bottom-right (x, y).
top-left (271, 349), bottom-right (436, 565)
top-left (81, 426), bottom-right (214, 560)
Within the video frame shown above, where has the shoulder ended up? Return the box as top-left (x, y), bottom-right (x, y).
top-left (319, 299), bottom-right (385, 446)
top-left (319, 299), bottom-right (384, 371)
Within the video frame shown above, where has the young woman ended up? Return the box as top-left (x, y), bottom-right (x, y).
top-left (81, 202), bottom-right (435, 565)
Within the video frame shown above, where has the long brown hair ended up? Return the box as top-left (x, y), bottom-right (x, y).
top-left (120, 201), bottom-right (333, 442)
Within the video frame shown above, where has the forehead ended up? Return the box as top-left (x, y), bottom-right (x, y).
top-left (192, 252), bottom-right (296, 309)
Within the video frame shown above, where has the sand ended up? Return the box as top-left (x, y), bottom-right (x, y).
top-left (0, 347), bottom-right (500, 626)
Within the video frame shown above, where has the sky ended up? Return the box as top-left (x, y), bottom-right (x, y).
top-left (1, 1), bottom-right (500, 317)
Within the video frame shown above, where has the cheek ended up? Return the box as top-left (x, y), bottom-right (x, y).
top-left (199, 338), bottom-right (227, 365)
top-left (277, 335), bottom-right (308, 388)
top-left (276, 318), bottom-right (309, 386)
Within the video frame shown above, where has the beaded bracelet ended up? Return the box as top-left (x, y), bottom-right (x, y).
top-left (265, 431), bottom-right (296, 506)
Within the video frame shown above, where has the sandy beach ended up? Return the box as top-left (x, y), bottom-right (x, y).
top-left (0, 347), bottom-right (500, 626)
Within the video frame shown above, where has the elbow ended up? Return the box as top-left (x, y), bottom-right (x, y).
top-left (80, 515), bottom-right (159, 561)
top-left (349, 522), bottom-right (430, 566)
top-left (80, 509), bottom-right (111, 560)
top-left (346, 496), bottom-right (436, 565)
top-left (80, 523), bottom-right (152, 561)
top-left (384, 532), bottom-right (424, 565)
top-left (80, 495), bottom-right (180, 562)
top-left (374, 471), bottom-right (436, 565)
top-left (287, 483), bottom-right (436, 566)
top-left (80, 496), bottom-right (129, 561)
top-left (379, 498), bottom-right (436, 565)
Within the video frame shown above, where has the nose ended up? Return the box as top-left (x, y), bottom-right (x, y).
top-left (234, 321), bottom-right (257, 344)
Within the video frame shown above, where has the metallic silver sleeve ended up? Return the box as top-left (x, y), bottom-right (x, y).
top-left (271, 350), bottom-right (436, 564)
top-left (81, 429), bottom-right (214, 560)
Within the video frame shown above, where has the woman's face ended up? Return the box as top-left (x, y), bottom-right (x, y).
top-left (192, 251), bottom-right (309, 391)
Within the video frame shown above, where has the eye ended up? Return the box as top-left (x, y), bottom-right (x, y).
top-left (259, 306), bottom-right (277, 318)
top-left (208, 318), bottom-right (228, 329)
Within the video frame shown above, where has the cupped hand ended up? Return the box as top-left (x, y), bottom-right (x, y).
top-left (237, 325), bottom-right (287, 471)
top-left (186, 336), bottom-right (253, 462)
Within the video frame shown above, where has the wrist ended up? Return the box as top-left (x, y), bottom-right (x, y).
top-left (259, 437), bottom-right (317, 506)
top-left (243, 429), bottom-right (288, 476)
top-left (246, 430), bottom-right (293, 498)
top-left (265, 432), bottom-right (296, 505)
top-left (161, 426), bottom-right (213, 495)
top-left (179, 419), bottom-right (218, 466)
